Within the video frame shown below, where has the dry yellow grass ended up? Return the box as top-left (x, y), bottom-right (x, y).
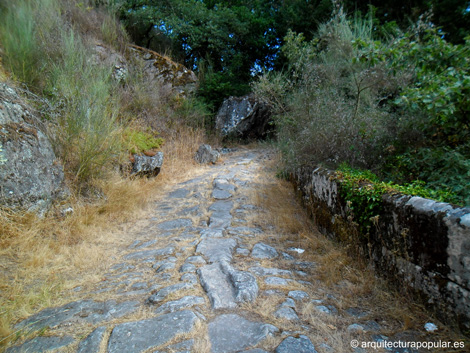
top-left (0, 126), bottom-right (209, 348)
top-left (244, 152), bottom-right (469, 352)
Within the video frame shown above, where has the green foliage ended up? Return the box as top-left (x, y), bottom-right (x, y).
top-left (123, 128), bottom-right (164, 154)
top-left (337, 163), bottom-right (458, 233)
top-left (254, 9), bottom-right (398, 171)
top-left (117, 0), bottom-right (332, 109)
top-left (390, 146), bottom-right (470, 205)
top-left (385, 28), bottom-right (470, 146)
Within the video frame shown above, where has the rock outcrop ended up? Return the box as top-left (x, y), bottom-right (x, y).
top-left (130, 44), bottom-right (197, 96)
top-left (215, 95), bottom-right (272, 139)
top-left (93, 43), bottom-right (197, 96)
top-left (0, 83), bottom-right (68, 213)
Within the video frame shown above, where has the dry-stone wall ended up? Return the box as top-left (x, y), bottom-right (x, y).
top-left (293, 166), bottom-right (470, 334)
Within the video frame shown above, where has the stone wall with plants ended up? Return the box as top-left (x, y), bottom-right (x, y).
top-left (292, 166), bottom-right (470, 334)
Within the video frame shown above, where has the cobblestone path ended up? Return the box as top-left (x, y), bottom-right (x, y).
top-left (6, 149), bottom-right (443, 353)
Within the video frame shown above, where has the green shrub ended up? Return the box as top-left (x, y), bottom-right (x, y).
top-left (123, 128), bottom-right (164, 154)
top-left (253, 9), bottom-right (400, 171)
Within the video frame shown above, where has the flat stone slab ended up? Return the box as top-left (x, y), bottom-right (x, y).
top-left (212, 189), bottom-right (232, 200)
top-left (15, 300), bottom-right (139, 331)
top-left (157, 218), bottom-right (193, 230)
top-left (251, 243), bottom-right (278, 259)
top-left (155, 295), bottom-right (205, 314)
top-left (209, 314), bottom-right (278, 353)
top-left (198, 263), bottom-right (237, 309)
top-left (125, 246), bottom-right (175, 260)
top-left (196, 238), bottom-right (237, 263)
top-left (7, 336), bottom-right (74, 353)
top-left (168, 188), bottom-right (190, 198)
top-left (264, 276), bottom-right (293, 286)
top-left (276, 335), bottom-right (318, 353)
top-left (147, 283), bottom-right (193, 304)
top-left (208, 200), bottom-right (233, 213)
top-left (78, 326), bottom-right (106, 353)
top-left (227, 226), bottom-right (262, 236)
top-left (107, 310), bottom-right (198, 353)
top-left (250, 266), bottom-right (292, 277)
top-left (200, 228), bottom-right (225, 238)
top-left (185, 255), bottom-right (206, 264)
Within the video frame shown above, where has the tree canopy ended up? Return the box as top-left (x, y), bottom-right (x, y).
top-left (117, 0), bottom-right (469, 108)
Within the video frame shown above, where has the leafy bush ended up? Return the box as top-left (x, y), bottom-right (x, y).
top-left (253, 9), bottom-right (401, 171)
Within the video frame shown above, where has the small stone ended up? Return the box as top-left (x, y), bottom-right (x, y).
top-left (236, 248), bottom-right (250, 256)
top-left (179, 263), bottom-right (196, 273)
top-left (147, 283), bottom-right (193, 304)
top-left (181, 273), bottom-right (198, 284)
top-left (263, 289), bottom-right (284, 296)
top-left (130, 282), bottom-right (148, 290)
top-left (155, 296), bottom-right (205, 314)
top-left (251, 243), bottom-right (278, 259)
top-left (264, 277), bottom-right (291, 286)
top-left (185, 256), bottom-right (206, 264)
top-left (78, 326), bottom-right (106, 353)
top-left (345, 308), bottom-right (368, 319)
top-left (315, 305), bottom-right (331, 314)
top-left (287, 247), bottom-right (305, 254)
top-left (274, 306), bottom-right (299, 321)
top-left (136, 239), bottom-right (158, 249)
top-left (157, 218), bottom-right (193, 230)
top-left (213, 178), bottom-right (236, 191)
top-left (424, 322), bottom-right (438, 332)
top-left (195, 144), bottom-right (220, 164)
top-left (250, 266), bottom-right (292, 277)
top-left (347, 323), bottom-right (365, 333)
top-left (275, 335), bottom-right (318, 353)
top-left (281, 298), bottom-right (296, 308)
top-left (281, 252), bottom-right (295, 260)
top-left (155, 262), bottom-right (176, 273)
top-left (288, 290), bottom-right (309, 301)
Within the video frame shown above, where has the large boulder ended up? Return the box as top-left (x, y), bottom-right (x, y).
top-left (215, 95), bottom-right (272, 140)
top-left (0, 83), bottom-right (68, 213)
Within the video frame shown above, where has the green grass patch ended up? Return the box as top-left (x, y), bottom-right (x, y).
top-left (123, 128), bottom-right (164, 154)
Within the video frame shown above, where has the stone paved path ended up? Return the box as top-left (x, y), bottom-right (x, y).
top-left (6, 149), bottom-right (438, 353)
